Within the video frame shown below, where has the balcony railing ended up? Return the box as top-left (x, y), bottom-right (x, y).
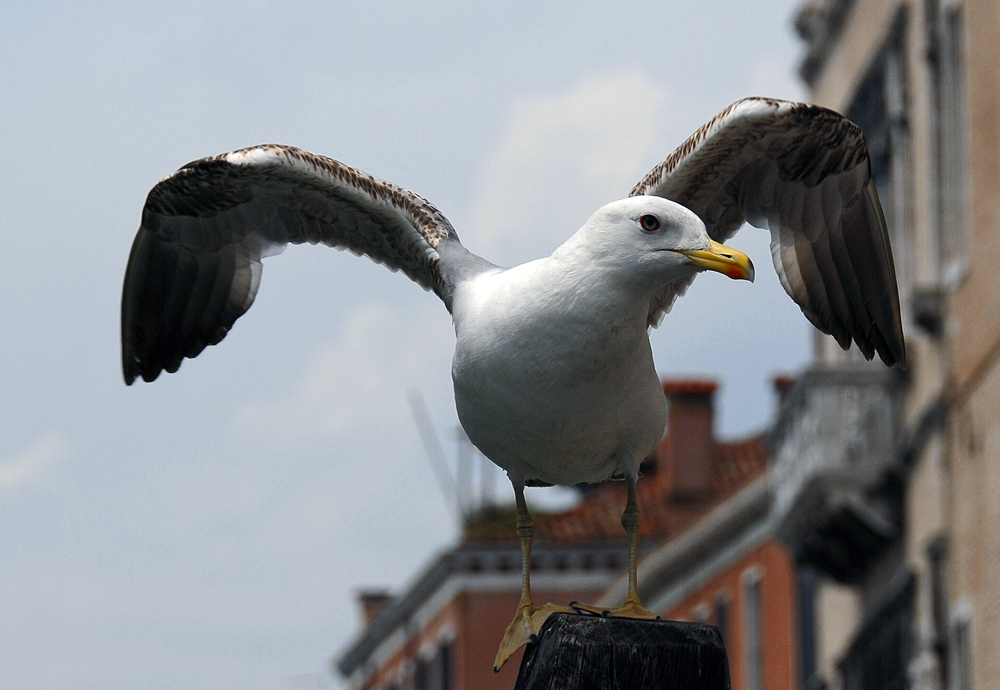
top-left (768, 365), bottom-right (904, 582)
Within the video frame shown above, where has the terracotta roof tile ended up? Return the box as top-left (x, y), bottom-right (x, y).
top-left (464, 433), bottom-right (768, 545)
top-left (712, 436), bottom-right (767, 492)
top-left (662, 380), bottom-right (719, 396)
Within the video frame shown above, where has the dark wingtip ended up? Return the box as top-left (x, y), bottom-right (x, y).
top-left (892, 350), bottom-right (908, 371)
top-left (892, 336), bottom-right (907, 371)
top-left (122, 354), bottom-right (138, 386)
top-left (885, 334), bottom-right (907, 371)
top-left (122, 367), bottom-right (149, 386)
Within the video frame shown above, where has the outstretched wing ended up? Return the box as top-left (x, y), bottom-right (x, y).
top-left (122, 144), bottom-right (462, 384)
top-left (632, 97), bottom-right (905, 369)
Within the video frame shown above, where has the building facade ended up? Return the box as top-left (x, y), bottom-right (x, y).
top-left (335, 4), bottom-right (1000, 684)
top-left (334, 380), bottom-right (795, 690)
top-left (336, 540), bottom-right (624, 690)
top-left (783, 1), bottom-right (1000, 688)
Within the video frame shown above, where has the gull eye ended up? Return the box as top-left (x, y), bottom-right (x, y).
top-left (639, 214), bottom-right (661, 232)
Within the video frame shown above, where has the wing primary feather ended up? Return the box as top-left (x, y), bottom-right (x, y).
top-left (836, 181), bottom-right (904, 366)
top-left (176, 252), bottom-right (220, 359)
top-left (802, 182), bottom-right (869, 353)
top-left (122, 145), bottom-right (496, 383)
top-left (862, 180), bottom-right (906, 366)
top-left (122, 231), bottom-right (181, 383)
top-left (121, 229), bottom-right (154, 384)
top-left (149, 247), bottom-right (201, 376)
top-left (198, 246), bottom-right (241, 348)
top-left (631, 97), bottom-right (905, 367)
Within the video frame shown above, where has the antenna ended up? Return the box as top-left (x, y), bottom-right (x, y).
top-left (406, 390), bottom-right (459, 523)
top-left (481, 451), bottom-right (496, 510)
top-left (455, 426), bottom-right (473, 516)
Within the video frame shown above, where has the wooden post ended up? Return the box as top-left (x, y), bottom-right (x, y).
top-left (514, 613), bottom-right (731, 690)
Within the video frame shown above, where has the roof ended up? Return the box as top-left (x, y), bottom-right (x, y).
top-left (335, 540), bottom-right (628, 679)
top-left (337, 378), bottom-right (771, 682)
top-left (464, 434), bottom-right (767, 544)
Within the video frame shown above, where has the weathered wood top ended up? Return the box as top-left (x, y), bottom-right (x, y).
top-left (515, 613), bottom-right (731, 690)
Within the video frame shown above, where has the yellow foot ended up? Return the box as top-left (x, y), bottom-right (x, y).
top-left (493, 602), bottom-right (576, 672)
top-left (568, 598), bottom-right (660, 620)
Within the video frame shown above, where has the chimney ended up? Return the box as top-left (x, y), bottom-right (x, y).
top-left (655, 380), bottom-right (718, 501)
top-left (772, 375), bottom-right (797, 409)
top-left (357, 589), bottom-right (393, 625)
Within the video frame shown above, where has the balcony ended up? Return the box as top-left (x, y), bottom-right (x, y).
top-left (769, 366), bottom-right (904, 583)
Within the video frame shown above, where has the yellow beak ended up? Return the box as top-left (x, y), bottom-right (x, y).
top-left (678, 240), bottom-right (755, 282)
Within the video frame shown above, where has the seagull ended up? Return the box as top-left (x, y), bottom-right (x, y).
top-left (121, 97), bottom-right (905, 670)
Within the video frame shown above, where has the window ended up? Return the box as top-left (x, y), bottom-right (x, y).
top-left (413, 640), bottom-right (453, 690)
top-left (742, 567), bottom-right (764, 690)
top-left (927, 538), bottom-right (950, 684)
top-left (839, 573), bottom-right (914, 690)
top-left (413, 657), bottom-right (428, 690)
top-left (429, 641), bottom-right (453, 690)
top-left (693, 602), bottom-right (711, 624)
top-left (715, 591), bottom-right (732, 653)
top-left (797, 564), bottom-right (821, 690)
top-left (935, 2), bottom-right (970, 286)
top-left (950, 605), bottom-right (973, 690)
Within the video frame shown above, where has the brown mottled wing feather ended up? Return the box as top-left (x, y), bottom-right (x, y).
top-left (632, 97), bottom-right (905, 369)
top-left (122, 145), bottom-right (462, 384)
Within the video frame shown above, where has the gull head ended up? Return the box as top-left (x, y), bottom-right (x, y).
top-left (559, 196), bottom-right (754, 290)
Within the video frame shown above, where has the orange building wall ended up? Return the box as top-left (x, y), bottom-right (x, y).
top-left (357, 602), bottom-right (461, 690)
top-left (665, 540), bottom-right (797, 690)
top-left (456, 585), bottom-right (607, 690)
top-left (356, 546), bottom-right (794, 690)
top-left (359, 583), bottom-right (608, 690)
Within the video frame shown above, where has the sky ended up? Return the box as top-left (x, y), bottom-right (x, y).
top-left (1, 2), bottom-right (812, 688)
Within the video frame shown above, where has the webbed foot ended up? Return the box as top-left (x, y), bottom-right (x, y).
top-left (493, 602), bottom-right (576, 672)
top-left (568, 598), bottom-right (660, 620)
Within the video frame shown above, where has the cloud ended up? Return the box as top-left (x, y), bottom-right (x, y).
top-left (466, 70), bottom-right (671, 264)
top-left (120, 296), bottom-right (462, 627)
top-left (0, 4), bottom-right (815, 688)
top-left (232, 297), bottom-right (455, 454)
top-left (743, 51), bottom-right (807, 103)
top-left (0, 431), bottom-right (68, 489)
top-left (457, 68), bottom-right (810, 439)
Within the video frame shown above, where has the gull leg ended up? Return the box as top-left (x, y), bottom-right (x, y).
top-left (493, 484), bottom-right (574, 672)
top-left (592, 476), bottom-right (659, 620)
top-left (615, 477), bottom-right (658, 617)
